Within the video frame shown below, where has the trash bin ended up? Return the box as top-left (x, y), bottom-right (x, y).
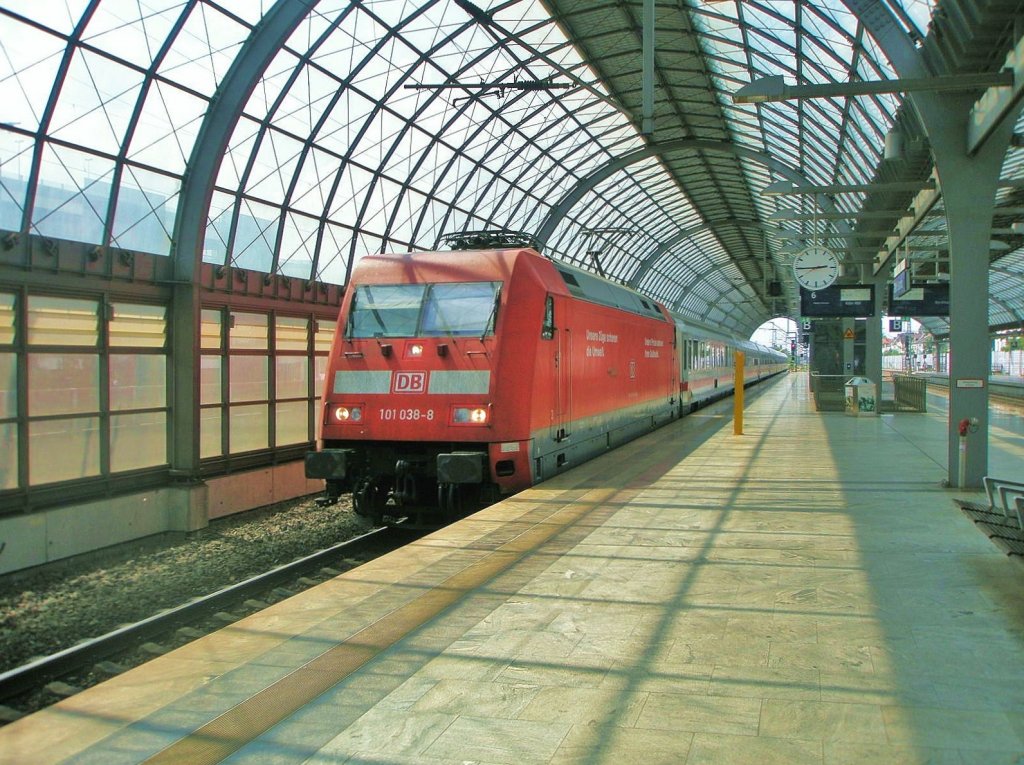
top-left (844, 376), bottom-right (878, 417)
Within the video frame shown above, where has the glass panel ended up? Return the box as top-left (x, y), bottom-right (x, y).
top-left (110, 303), bottom-right (167, 347)
top-left (111, 166), bottom-right (179, 256)
top-left (200, 407), bottom-right (222, 458)
top-left (0, 421), bottom-right (16, 490)
top-left (422, 282), bottom-right (501, 337)
top-left (201, 308), bottom-right (223, 350)
top-left (230, 311), bottom-right (268, 350)
top-left (275, 356), bottom-right (308, 400)
top-left (0, 293), bottom-right (14, 345)
top-left (128, 81), bottom-right (207, 175)
top-left (27, 296), bottom-right (99, 346)
top-left (275, 316), bottom-right (308, 351)
top-left (230, 403), bottom-right (267, 452)
top-left (29, 417), bottom-right (100, 484)
top-left (0, 18), bottom-right (65, 133)
top-left (28, 353), bottom-right (98, 416)
top-left (111, 412), bottom-right (167, 471)
top-left (229, 355), bottom-right (268, 402)
top-left (275, 400), bottom-right (308, 446)
top-left (350, 285), bottom-right (425, 338)
top-left (314, 319), bottom-right (335, 352)
top-left (0, 131), bottom-right (31, 229)
top-left (231, 198), bottom-right (279, 271)
top-left (110, 355), bottom-right (166, 411)
top-left (48, 51), bottom-right (143, 155)
top-left (201, 356), bottom-right (222, 405)
top-left (32, 143), bottom-right (114, 244)
top-left (0, 354), bottom-right (14, 418)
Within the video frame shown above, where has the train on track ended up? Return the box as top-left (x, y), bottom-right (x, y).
top-left (306, 233), bottom-right (787, 525)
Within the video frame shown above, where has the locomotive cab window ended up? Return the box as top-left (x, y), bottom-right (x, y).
top-left (349, 285), bottom-right (425, 338)
top-left (421, 282), bottom-right (500, 337)
top-left (349, 281), bottom-right (501, 338)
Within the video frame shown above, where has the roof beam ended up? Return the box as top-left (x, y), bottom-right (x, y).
top-left (733, 71), bottom-right (1012, 104)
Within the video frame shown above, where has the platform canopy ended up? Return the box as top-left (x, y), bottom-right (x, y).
top-left (1, 0), bottom-right (1023, 339)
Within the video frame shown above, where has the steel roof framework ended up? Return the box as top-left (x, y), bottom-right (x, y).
top-left (2, 0), bottom-right (1024, 508)
top-left (2, 0), bottom-right (1022, 341)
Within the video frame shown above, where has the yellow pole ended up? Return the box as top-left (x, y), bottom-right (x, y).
top-left (733, 350), bottom-right (745, 435)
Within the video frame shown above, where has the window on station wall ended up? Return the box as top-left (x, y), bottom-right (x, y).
top-left (229, 311), bottom-right (269, 453)
top-left (199, 309), bottom-right (224, 459)
top-left (201, 307), bottom-right (331, 460)
top-left (26, 296), bottom-right (102, 485)
top-left (275, 316), bottom-right (309, 447)
top-left (108, 303), bottom-right (168, 472)
top-left (0, 293), bottom-right (16, 490)
top-left (13, 295), bottom-right (169, 489)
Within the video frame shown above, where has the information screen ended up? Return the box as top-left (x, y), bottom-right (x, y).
top-left (893, 268), bottom-right (910, 298)
top-left (887, 283), bottom-right (949, 316)
top-left (800, 285), bottom-right (876, 317)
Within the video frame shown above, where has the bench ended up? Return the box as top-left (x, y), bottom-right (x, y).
top-left (954, 477), bottom-right (1024, 557)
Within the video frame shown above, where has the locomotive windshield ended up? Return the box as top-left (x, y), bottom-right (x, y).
top-left (349, 281), bottom-right (501, 338)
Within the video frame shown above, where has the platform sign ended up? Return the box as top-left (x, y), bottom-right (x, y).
top-left (955, 378), bottom-right (985, 388)
top-left (800, 285), bottom-right (876, 317)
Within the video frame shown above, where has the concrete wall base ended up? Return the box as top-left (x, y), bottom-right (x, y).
top-left (0, 462), bottom-right (325, 575)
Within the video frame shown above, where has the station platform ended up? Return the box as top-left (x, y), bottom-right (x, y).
top-left (3, 371), bottom-right (1024, 764)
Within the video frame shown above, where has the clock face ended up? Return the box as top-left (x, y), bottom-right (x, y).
top-left (793, 246), bottom-right (839, 290)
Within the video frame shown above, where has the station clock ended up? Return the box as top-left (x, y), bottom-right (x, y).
top-left (792, 246), bottom-right (839, 290)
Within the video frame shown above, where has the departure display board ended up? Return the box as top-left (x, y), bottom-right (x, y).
top-left (800, 285), bottom-right (876, 317)
top-left (887, 283), bottom-right (950, 316)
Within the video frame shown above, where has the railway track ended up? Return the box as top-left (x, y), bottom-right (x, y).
top-left (0, 525), bottom-right (414, 722)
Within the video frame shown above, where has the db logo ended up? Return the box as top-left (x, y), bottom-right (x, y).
top-left (393, 371), bottom-right (427, 393)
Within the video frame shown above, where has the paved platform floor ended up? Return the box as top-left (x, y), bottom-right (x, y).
top-left (2, 372), bottom-right (1024, 764)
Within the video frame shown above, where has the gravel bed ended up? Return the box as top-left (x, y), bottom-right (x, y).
top-left (0, 495), bottom-right (371, 675)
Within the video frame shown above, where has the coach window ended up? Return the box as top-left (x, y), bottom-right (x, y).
top-left (542, 296), bottom-right (555, 339)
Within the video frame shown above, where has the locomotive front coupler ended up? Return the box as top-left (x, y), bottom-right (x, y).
top-left (394, 458), bottom-right (431, 505)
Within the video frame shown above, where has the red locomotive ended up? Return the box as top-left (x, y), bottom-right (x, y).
top-left (305, 232), bottom-right (785, 524)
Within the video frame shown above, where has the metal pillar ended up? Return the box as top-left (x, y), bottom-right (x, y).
top-left (841, 0), bottom-right (1022, 487)
top-left (944, 156), bottom-right (1001, 486)
top-left (842, 318), bottom-right (855, 376)
top-left (169, 1), bottom-right (309, 479)
top-left (865, 273), bottom-right (883, 395)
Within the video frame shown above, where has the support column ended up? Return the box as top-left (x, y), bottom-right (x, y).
top-left (840, 0), bottom-right (1022, 487)
top-left (944, 169), bottom-right (998, 486)
top-left (842, 318), bottom-right (855, 376)
top-left (866, 274), bottom-right (883, 396)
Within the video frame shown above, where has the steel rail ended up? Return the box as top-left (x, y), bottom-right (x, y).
top-left (0, 526), bottom-right (395, 704)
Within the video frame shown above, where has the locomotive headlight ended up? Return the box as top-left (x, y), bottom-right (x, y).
top-left (453, 406), bottom-right (489, 425)
top-left (409, 343), bottom-right (424, 357)
top-left (332, 405), bottom-right (363, 423)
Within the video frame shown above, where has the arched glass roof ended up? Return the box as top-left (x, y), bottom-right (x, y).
top-left (2, 0), bottom-right (1021, 339)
